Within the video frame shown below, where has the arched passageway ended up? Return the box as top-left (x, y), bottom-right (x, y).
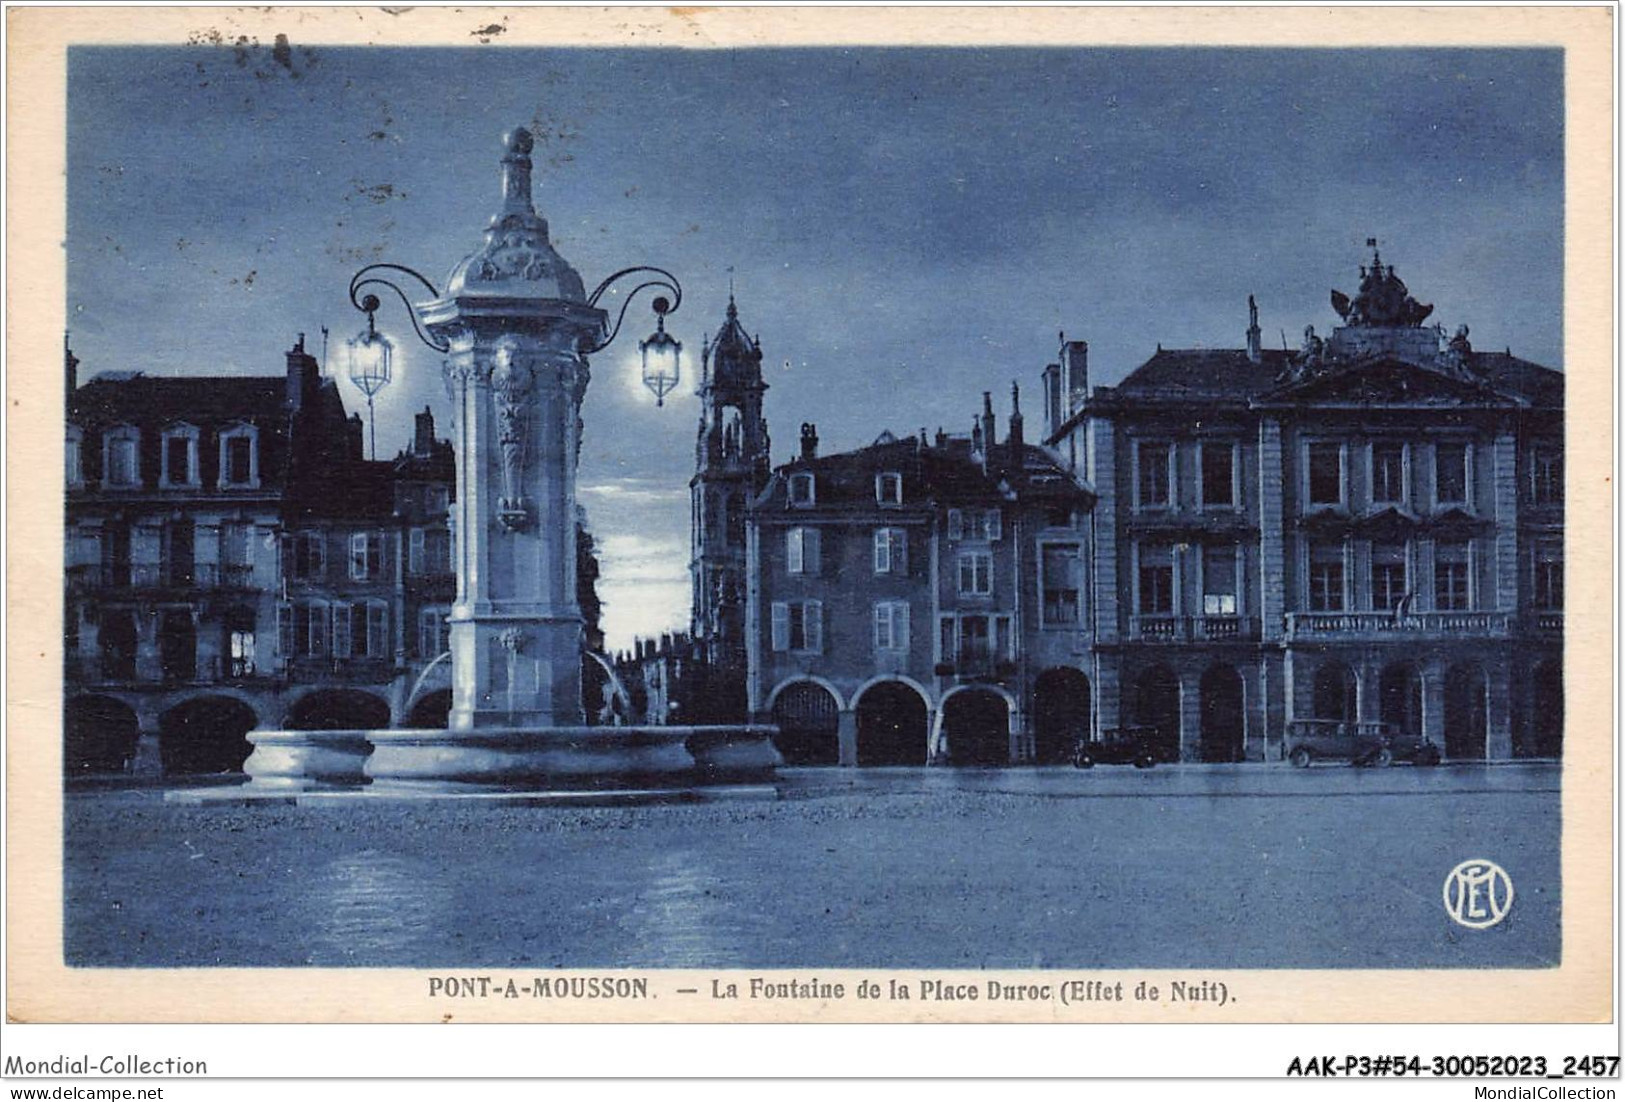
top-left (1129, 665), bottom-right (1181, 763)
top-left (1443, 663), bottom-right (1488, 760)
top-left (64, 694), bottom-right (140, 775)
top-left (1531, 662), bottom-right (1563, 759)
top-left (1032, 667), bottom-right (1090, 765)
top-left (942, 689), bottom-right (1010, 766)
top-left (284, 689), bottom-right (390, 732)
top-left (769, 681), bottom-right (841, 766)
top-left (1312, 661), bottom-right (1357, 723)
top-left (855, 681), bottom-right (929, 766)
top-left (1198, 665), bottom-right (1245, 763)
top-left (159, 695), bottom-right (257, 775)
top-left (404, 689), bottom-right (452, 730)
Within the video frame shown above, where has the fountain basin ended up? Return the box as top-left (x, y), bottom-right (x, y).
top-left (240, 730), bottom-right (375, 790)
top-left (236, 724), bottom-right (782, 794)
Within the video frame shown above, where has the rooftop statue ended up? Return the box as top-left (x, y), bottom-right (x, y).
top-left (1330, 244), bottom-right (1434, 328)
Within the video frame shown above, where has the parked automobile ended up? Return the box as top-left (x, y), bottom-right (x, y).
top-left (1073, 726), bottom-right (1159, 769)
top-left (1284, 719), bottom-right (1395, 767)
top-left (1388, 730), bottom-right (1443, 766)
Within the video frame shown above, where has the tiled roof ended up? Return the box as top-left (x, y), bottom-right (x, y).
top-left (1113, 348), bottom-right (1296, 400)
top-left (71, 374), bottom-right (289, 424)
top-left (759, 433), bottom-right (1090, 509)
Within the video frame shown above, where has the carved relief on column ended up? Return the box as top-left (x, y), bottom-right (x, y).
top-left (489, 340), bottom-right (537, 533)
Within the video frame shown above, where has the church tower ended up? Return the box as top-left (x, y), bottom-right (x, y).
top-left (688, 292), bottom-right (771, 721)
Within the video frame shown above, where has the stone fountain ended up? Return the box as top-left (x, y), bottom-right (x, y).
top-left (232, 128), bottom-right (780, 798)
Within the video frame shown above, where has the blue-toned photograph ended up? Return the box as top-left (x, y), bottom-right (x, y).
top-left (61, 41), bottom-right (1563, 972)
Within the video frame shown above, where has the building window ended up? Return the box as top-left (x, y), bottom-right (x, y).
top-left (873, 601), bottom-right (911, 651)
top-left (103, 426), bottom-right (140, 488)
top-left (1532, 448), bottom-right (1563, 507)
top-left (283, 531), bottom-right (325, 581)
top-left (218, 424), bottom-right (260, 489)
top-left (1435, 443), bottom-right (1469, 506)
top-left (409, 528), bottom-right (451, 575)
top-left (429, 487), bottom-right (451, 515)
top-left (1307, 442), bottom-right (1343, 507)
top-left (282, 601), bottom-right (330, 659)
top-left (1308, 542), bottom-right (1346, 612)
top-left (1041, 544), bottom-right (1081, 625)
top-left (160, 425), bottom-right (200, 488)
top-left (1138, 544), bottom-right (1174, 615)
top-left (876, 472), bottom-right (903, 506)
top-left (873, 527), bottom-right (907, 575)
top-left (350, 531), bottom-right (387, 581)
top-left (66, 428), bottom-right (84, 489)
top-left (1200, 442), bottom-right (1236, 509)
top-left (940, 614), bottom-right (1013, 667)
top-left (957, 551), bottom-right (993, 596)
top-left (786, 527), bottom-right (820, 575)
top-left (1371, 542), bottom-right (1408, 611)
top-left (1136, 441), bottom-right (1172, 509)
top-left (1533, 544), bottom-right (1563, 610)
top-left (1201, 545), bottom-right (1237, 616)
top-left (1435, 541), bottom-right (1471, 610)
top-left (226, 628), bottom-right (255, 677)
top-left (788, 472), bottom-right (816, 508)
top-left (770, 600), bottom-right (823, 653)
top-left (947, 508), bottom-right (1001, 542)
top-left (418, 606), bottom-right (449, 658)
top-left (1371, 443), bottom-right (1406, 505)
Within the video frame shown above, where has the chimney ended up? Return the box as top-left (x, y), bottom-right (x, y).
top-left (971, 417), bottom-right (984, 456)
top-left (799, 422), bottom-right (819, 461)
top-left (935, 427), bottom-right (947, 449)
top-left (1246, 295), bottom-right (1262, 363)
top-left (285, 332), bottom-right (320, 413)
top-left (414, 406), bottom-right (436, 456)
top-left (1007, 380), bottom-right (1025, 459)
top-left (347, 412), bottom-right (365, 460)
top-left (1061, 339), bottom-right (1089, 414)
top-left (981, 391), bottom-right (996, 449)
top-left (1041, 362), bottom-right (1061, 439)
top-left (64, 332), bottom-right (79, 401)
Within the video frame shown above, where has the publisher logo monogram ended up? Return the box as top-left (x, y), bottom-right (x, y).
top-left (1443, 859), bottom-right (1514, 929)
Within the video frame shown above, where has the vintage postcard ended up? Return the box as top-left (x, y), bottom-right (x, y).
top-left (3, 3), bottom-right (1615, 1072)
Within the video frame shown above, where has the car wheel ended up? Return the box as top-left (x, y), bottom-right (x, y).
top-left (1133, 756), bottom-right (1154, 769)
top-left (1372, 748), bottom-right (1393, 767)
top-left (1289, 748), bottom-right (1312, 769)
top-left (1073, 754), bottom-right (1094, 770)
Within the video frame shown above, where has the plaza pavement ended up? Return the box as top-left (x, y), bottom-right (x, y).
top-left (62, 763), bottom-right (1560, 970)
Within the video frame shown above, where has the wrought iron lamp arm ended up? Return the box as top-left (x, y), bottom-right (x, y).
top-left (348, 263), bottom-right (450, 353)
top-left (585, 266), bottom-right (683, 354)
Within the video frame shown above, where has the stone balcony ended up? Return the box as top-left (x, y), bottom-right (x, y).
top-left (1284, 609), bottom-right (1514, 643)
top-left (1128, 615), bottom-right (1260, 643)
top-left (67, 563), bottom-right (260, 592)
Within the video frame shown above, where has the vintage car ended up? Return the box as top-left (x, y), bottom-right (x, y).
top-left (1284, 719), bottom-right (1395, 767)
top-left (1072, 726), bottom-right (1160, 769)
top-left (1387, 730), bottom-right (1444, 766)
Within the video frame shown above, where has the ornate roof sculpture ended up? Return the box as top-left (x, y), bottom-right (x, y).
top-left (1330, 241), bottom-right (1434, 329)
top-left (702, 293), bottom-right (765, 391)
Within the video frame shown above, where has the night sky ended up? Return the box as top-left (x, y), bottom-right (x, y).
top-left (66, 45), bottom-right (1563, 650)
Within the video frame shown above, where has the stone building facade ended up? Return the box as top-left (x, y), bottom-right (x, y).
top-left (63, 336), bottom-right (457, 776)
top-left (746, 392), bottom-right (1095, 766)
top-left (1044, 248), bottom-right (1564, 762)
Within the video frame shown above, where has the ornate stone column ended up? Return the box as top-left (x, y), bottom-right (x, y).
top-left (419, 128), bottom-right (607, 730)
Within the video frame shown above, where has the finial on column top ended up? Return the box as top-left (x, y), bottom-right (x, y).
top-left (500, 126), bottom-right (536, 215)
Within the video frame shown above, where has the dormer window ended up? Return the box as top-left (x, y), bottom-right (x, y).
top-left (160, 424), bottom-right (201, 488)
top-left (102, 425), bottom-right (140, 489)
top-left (789, 472), bottom-right (815, 508)
top-left (876, 472), bottom-right (903, 506)
top-left (66, 426), bottom-right (83, 489)
top-left (218, 424), bottom-right (260, 489)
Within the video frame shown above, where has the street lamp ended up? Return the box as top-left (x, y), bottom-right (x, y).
top-left (345, 302), bottom-right (394, 460)
top-left (639, 296), bottom-right (681, 406)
